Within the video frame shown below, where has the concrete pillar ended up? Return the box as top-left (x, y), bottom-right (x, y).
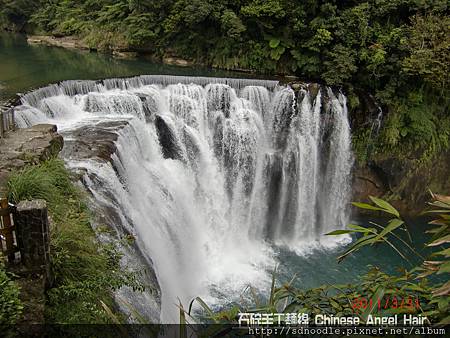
top-left (14, 200), bottom-right (50, 271)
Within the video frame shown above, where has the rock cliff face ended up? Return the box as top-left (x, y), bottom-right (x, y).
top-left (0, 124), bottom-right (63, 197)
top-left (353, 152), bottom-right (450, 214)
top-left (352, 164), bottom-right (387, 202)
top-left (348, 91), bottom-right (449, 214)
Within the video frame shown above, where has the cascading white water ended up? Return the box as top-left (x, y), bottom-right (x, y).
top-left (13, 75), bottom-right (353, 322)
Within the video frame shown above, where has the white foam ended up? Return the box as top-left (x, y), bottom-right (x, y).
top-left (14, 76), bottom-right (353, 323)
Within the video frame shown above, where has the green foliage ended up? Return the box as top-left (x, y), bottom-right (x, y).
top-left (328, 194), bottom-right (450, 325)
top-left (0, 0), bottom-right (38, 31)
top-left (7, 159), bottom-right (74, 210)
top-left (241, 0), bottom-right (285, 19)
top-left (1, 0), bottom-right (447, 82)
top-left (0, 261), bottom-right (23, 325)
top-left (377, 89), bottom-right (449, 155)
top-left (2, 0), bottom-right (447, 100)
top-left (221, 10), bottom-right (246, 39)
top-left (7, 159), bottom-right (145, 323)
top-left (402, 14), bottom-right (450, 89)
top-left (183, 267), bottom-right (434, 329)
top-left (322, 45), bottom-right (358, 85)
top-left (309, 28), bottom-right (333, 51)
top-left (416, 193), bottom-right (450, 325)
top-left (326, 196), bottom-right (419, 263)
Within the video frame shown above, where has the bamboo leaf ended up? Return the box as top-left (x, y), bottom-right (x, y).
top-left (402, 284), bottom-right (427, 292)
top-left (423, 209), bottom-right (450, 214)
top-left (325, 229), bottom-right (356, 235)
top-left (369, 196), bottom-right (400, 217)
top-left (351, 202), bottom-right (384, 212)
top-left (100, 300), bottom-right (131, 338)
top-left (437, 315), bottom-right (450, 326)
top-left (100, 300), bottom-right (122, 325)
top-left (337, 235), bottom-right (377, 262)
top-left (429, 191), bottom-right (450, 205)
top-left (426, 224), bottom-right (448, 234)
top-left (438, 261), bottom-right (450, 274)
top-left (428, 200), bottom-right (450, 208)
top-left (348, 224), bottom-right (374, 233)
top-left (178, 300), bottom-right (188, 338)
top-left (435, 248), bottom-right (450, 257)
top-left (329, 299), bottom-right (341, 309)
top-left (188, 297), bottom-right (217, 322)
top-left (373, 219), bottom-right (404, 243)
top-left (269, 266), bottom-right (278, 307)
top-left (433, 281), bottom-right (450, 296)
top-left (429, 234), bottom-right (450, 246)
top-left (361, 286), bottom-right (385, 322)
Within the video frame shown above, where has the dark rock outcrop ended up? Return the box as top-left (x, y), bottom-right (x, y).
top-left (61, 120), bottom-right (128, 162)
top-left (352, 163), bottom-right (388, 204)
top-left (352, 151), bottom-right (450, 214)
top-left (154, 115), bottom-right (183, 160)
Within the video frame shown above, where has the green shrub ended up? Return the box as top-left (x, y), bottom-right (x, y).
top-left (0, 261), bottom-right (23, 325)
top-left (7, 159), bottom-right (74, 210)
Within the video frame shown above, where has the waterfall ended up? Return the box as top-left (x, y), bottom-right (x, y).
top-left (13, 75), bottom-right (353, 322)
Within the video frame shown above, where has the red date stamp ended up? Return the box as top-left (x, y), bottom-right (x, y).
top-left (352, 296), bottom-right (421, 312)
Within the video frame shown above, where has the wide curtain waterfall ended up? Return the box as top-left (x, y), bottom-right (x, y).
top-left (13, 75), bottom-right (353, 322)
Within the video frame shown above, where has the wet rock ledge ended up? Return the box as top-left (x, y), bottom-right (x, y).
top-left (27, 35), bottom-right (90, 50)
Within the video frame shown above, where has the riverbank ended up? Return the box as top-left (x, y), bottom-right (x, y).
top-left (27, 35), bottom-right (90, 51)
top-left (27, 34), bottom-right (196, 65)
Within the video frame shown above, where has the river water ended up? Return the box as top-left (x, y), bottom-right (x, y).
top-left (0, 32), bottom-right (260, 103)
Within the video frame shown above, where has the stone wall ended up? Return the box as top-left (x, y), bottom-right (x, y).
top-left (351, 149), bottom-right (450, 215)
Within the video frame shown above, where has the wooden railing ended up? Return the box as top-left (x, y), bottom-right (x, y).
top-left (0, 108), bottom-right (16, 138)
top-left (0, 198), bottom-right (18, 262)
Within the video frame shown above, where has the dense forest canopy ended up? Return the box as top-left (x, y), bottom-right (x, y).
top-left (1, 0), bottom-right (449, 158)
